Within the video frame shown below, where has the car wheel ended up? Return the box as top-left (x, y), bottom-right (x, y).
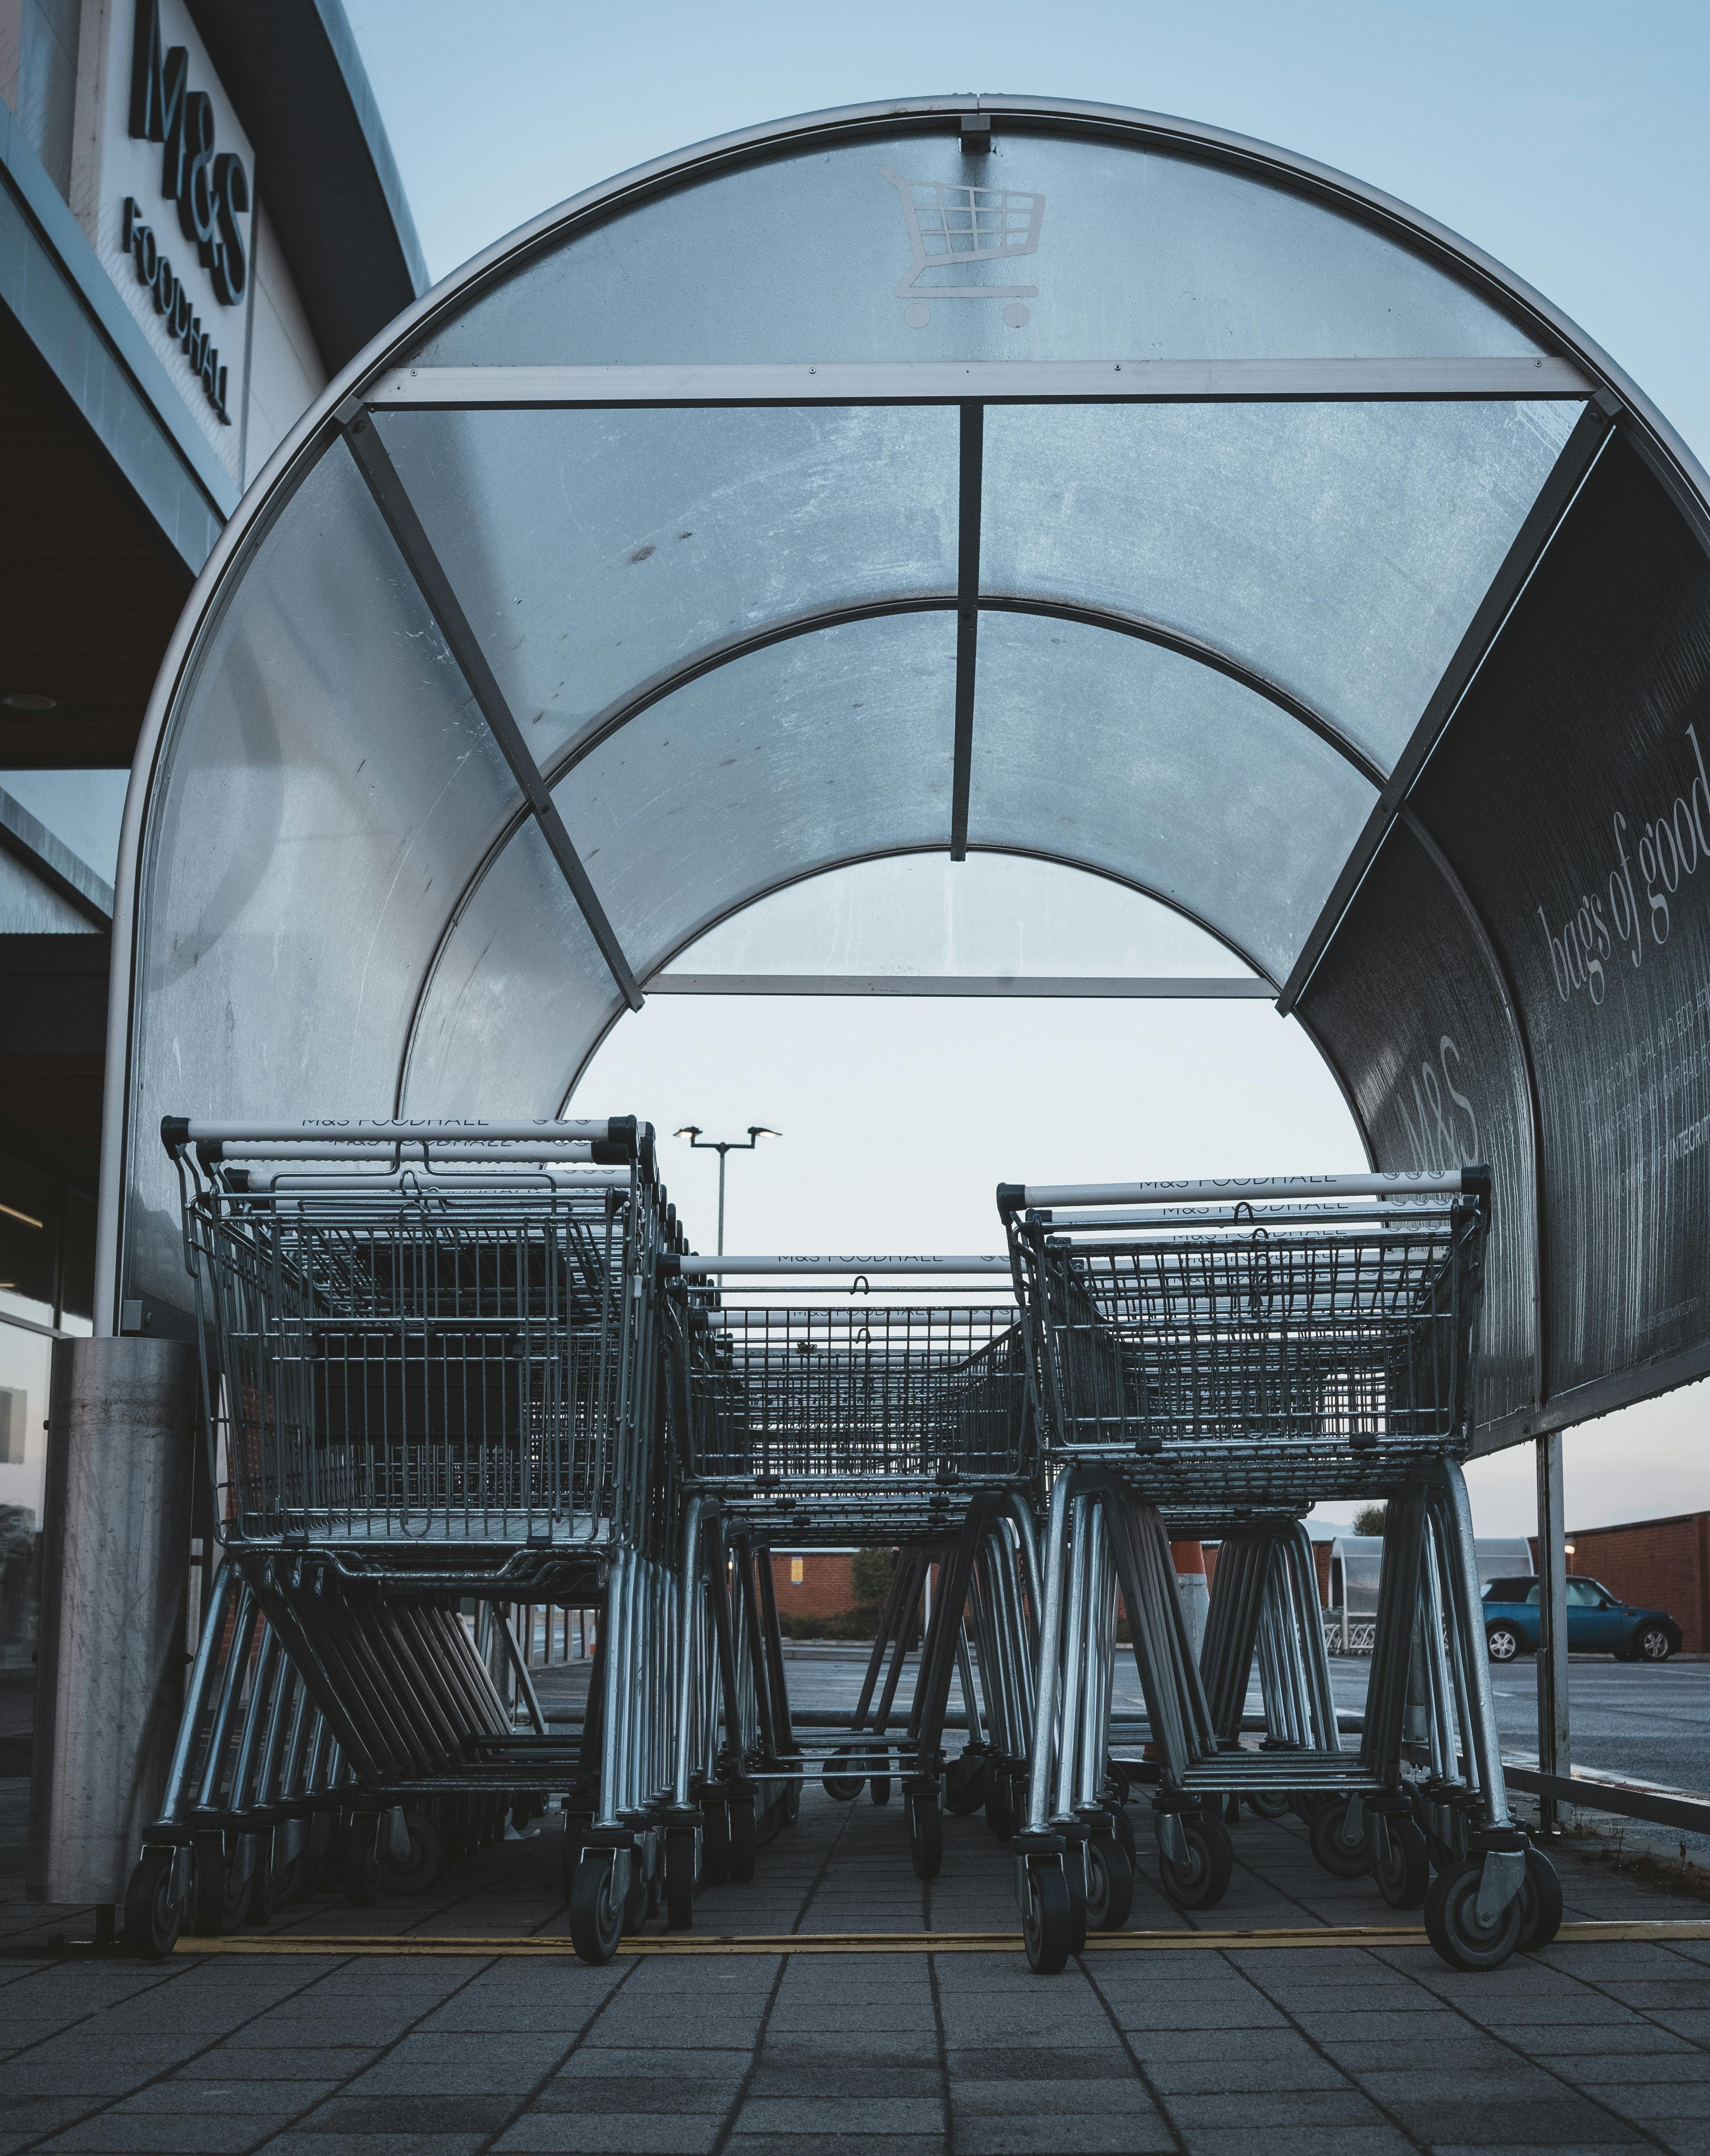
top-left (1635, 1625), bottom-right (1674, 1663)
top-left (1485, 1625), bottom-right (1520, 1664)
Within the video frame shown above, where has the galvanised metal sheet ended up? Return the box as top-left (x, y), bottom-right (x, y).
top-left (1299, 818), bottom-right (1538, 1437)
top-left (1410, 435), bottom-right (1710, 1407)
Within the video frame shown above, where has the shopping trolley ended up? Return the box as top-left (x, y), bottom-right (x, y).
top-left (880, 165), bottom-right (1044, 321)
top-left (1000, 1169), bottom-right (1560, 1973)
top-left (125, 1116), bottom-right (685, 1961)
top-left (662, 1253), bottom-right (1044, 1881)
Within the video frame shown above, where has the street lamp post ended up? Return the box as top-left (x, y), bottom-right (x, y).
top-left (673, 1125), bottom-right (780, 1256)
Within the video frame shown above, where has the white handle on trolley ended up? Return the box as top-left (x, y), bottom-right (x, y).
top-left (1037, 1200), bottom-right (1459, 1230)
top-left (662, 1253), bottom-right (1013, 1276)
top-left (162, 1114), bottom-right (648, 1161)
top-left (203, 1139), bottom-right (611, 1161)
top-left (999, 1168), bottom-right (1488, 1211)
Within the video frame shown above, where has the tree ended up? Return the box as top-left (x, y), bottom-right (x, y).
top-left (1352, 1504), bottom-right (1388, 1537)
top-left (851, 1546), bottom-right (894, 1608)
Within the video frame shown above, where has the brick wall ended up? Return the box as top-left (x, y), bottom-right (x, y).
top-left (1528, 1510), bottom-right (1710, 1653)
top-left (769, 1551), bottom-right (856, 1619)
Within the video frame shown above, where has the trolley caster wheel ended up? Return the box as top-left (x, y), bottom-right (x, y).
top-left (569, 1853), bottom-right (625, 1966)
top-left (665, 1833), bottom-right (696, 1930)
top-left (300, 1814), bottom-right (335, 1898)
top-left (1245, 1792), bottom-right (1291, 1821)
top-left (869, 1763), bottom-right (892, 1806)
top-left (944, 1750), bottom-right (988, 1816)
top-left (1310, 1796), bottom-right (1372, 1880)
top-left (1021, 1859), bottom-right (1073, 1975)
top-left (985, 1771), bottom-right (1015, 1841)
top-left (124, 1849), bottom-right (183, 1961)
top-left (190, 1833), bottom-right (234, 1936)
top-left (907, 1793), bottom-right (943, 1880)
top-left (1086, 1833), bottom-right (1134, 1931)
top-left (270, 1850), bottom-right (306, 1908)
top-left (754, 1798), bottom-right (785, 1851)
top-left (782, 1779), bottom-right (801, 1826)
top-left (699, 1800), bottom-right (730, 1886)
top-left (1157, 1810), bottom-right (1234, 1912)
top-left (1369, 1814), bottom-right (1430, 1910)
top-left (246, 1845), bottom-right (276, 1928)
top-left (728, 1794), bottom-right (758, 1884)
top-left (1109, 1802), bottom-right (1136, 1866)
top-left (1516, 1846), bottom-right (1564, 1952)
top-left (823, 1750), bottom-right (862, 1801)
top-left (1063, 1838), bottom-right (1089, 1956)
top-left (1424, 1855), bottom-right (1524, 1971)
top-left (342, 1818), bottom-right (382, 1908)
top-left (379, 1810), bottom-right (446, 1896)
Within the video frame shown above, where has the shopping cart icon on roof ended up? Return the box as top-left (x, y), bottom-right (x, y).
top-left (880, 164), bottom-right (1044, 328)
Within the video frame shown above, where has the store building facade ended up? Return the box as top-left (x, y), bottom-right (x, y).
top-left (0, 0), bottom-right (424, 1663)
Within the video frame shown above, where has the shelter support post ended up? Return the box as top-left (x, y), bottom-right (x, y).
top-left (26, 1339), bottom-right (197, 1913)
top-left (1535, 1432), bottom-right (1570, 1835)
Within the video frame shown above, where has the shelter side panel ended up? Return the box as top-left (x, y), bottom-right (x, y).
top-left (1411, 434), bottom-right (1710, 1401)
top-left (1300, 818), bottom-right (1538, 1436)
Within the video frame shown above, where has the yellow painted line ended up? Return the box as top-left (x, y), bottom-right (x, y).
top-left (170, 1917), bottom-right (1710, 1960)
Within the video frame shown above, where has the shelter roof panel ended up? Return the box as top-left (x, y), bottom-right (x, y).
top-left (965, 613), bottom-right (1375, 983)
top-left (125, 443), bottom-right (522, 1299)
top-left (400, 814), bottom-right (626, 1117)
top-left (370, 403), bottom-right (959, 775)
top-left (981, 400), bottom-right (1583, 775)
top-left (403, 611), bottom-right (958, 1116)
top-left (558, 611), bottom-right (957, 957)
top-left (410, 132), bottom-right (1552, 370)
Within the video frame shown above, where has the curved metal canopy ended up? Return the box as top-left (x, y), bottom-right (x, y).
top-left (103, 96), bottom-right (1710, 1454)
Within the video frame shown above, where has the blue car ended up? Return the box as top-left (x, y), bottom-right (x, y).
top-left (1482, 1576), bottom-right (1681, 1663)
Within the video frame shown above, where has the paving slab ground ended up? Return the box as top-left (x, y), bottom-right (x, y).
top-left (3, 1778), bottom-right (1708, 2156)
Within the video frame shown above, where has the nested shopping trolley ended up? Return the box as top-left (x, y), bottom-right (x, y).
top-left (1000, 1169), bottom-right (1561, 1973)
top-left (661, 1253), bottom-right (1045, 1881)
top-left (124, 1115), bottom-right (689, 1960)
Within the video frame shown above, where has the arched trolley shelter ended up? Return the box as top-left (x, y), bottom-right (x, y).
top-left (103, 95), bottom-right (1710, 1463)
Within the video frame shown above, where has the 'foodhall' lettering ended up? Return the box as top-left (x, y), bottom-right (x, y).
top-left (122, 196), bottom-right (229, 421)
top-left (121, 0), bottom-right (249, 423)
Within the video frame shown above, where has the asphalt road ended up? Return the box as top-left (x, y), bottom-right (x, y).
top-left (732, 1642), bottom-right (1710, 1798)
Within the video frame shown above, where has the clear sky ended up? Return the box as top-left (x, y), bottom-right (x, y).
top-left (341, 0), bottom-right (1710, 1539)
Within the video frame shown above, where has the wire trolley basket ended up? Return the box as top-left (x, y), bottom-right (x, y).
top-left (165, 1117), bottom-right (673, 1573)
top-left (662, 1254), bottom-right (1037, 1542)
top-left (1000, 1171), bottom-right (1490, 1505)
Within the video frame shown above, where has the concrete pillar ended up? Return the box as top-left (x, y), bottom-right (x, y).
top-left (1171, 1540), bottom-right (1209, 1662)
top-left (1535, 1431), bottom-right (1571, 1834)
top-left (26, 1338), bottom-right (196, 1909)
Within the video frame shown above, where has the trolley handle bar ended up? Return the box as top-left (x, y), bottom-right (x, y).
top-left (235, 1165), bottom-right (634, 1193)
top-left (997, 1167), bottom-right (1489, 1213)
top-left (162, 1114), bottom-right (651, 1167)
top-left (661, 1253), bottom-right (1011, 1277)
top-left (1035, 1201), bottom-right (1458, 1229)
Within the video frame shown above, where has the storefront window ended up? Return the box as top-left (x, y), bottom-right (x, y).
top-left (0, 1150), bottom-right (98, 1671)
top-left (0, 1321), bottom-right (51, 1674)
